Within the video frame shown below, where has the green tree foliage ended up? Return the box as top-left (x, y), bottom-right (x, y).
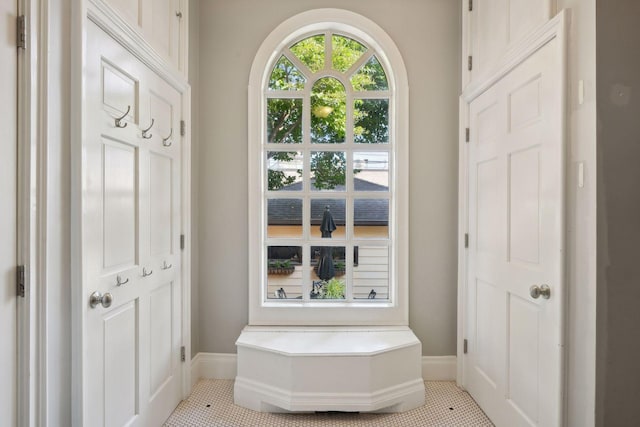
top-left (350, 56), bottom-right (388, 91)
top-left (267, 152), bottom-right (299, 191)
top-left (290, 35), bottom-right (325, 73)
top-left (311, 151), bottom-right (346, 190)
top-left (267, 99), bottom-right (302, 144)
top-left (354, 99), bottom-right (389, 144)
top-left (332, 35), bottom-right (367, 72)
top-left (268, 56), bottom-right (306, 91)
top-left (267, 34), bottom-right (389, 191)
top-left (311, 77), bottom-right (346, 144)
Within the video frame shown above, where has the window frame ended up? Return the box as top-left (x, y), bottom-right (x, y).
top-left (248, 9), bottom-right (409, 325)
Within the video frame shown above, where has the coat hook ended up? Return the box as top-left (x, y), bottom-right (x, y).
top-left (114, 105), bottom-right (131, 128)
top-left (116, 275), bottom-right (129, 286)
top-left (162, 128), bottom-right (173, 147)
top-left (142, 267), bottom-right (153, 277)
top-left (162, 261), bottom-right (172, 270)
top-left (141, 118), bottom-right (155, 139)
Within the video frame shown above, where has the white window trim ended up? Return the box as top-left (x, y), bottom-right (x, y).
top-left (248, 9), bottom-right (409, 325)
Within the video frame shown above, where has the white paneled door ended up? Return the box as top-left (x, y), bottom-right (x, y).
top-left (82, 20), bottom-right (183, 427)
top-left (465, 34), bottom-right (564, 426)
top-left (0, 0), bottom-right (18, 425)
top-left (470, 0), bottom-right (550, 78)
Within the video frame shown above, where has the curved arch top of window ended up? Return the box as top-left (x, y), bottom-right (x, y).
top-left (267, 34), bottom-right (389, 94)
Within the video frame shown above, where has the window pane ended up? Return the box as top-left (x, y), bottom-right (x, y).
top-left (351, 56), bottom-right (388, 91)
top-left (268, 199), bottom-right (302, 238)
top-left (267, 151), bottom-right (302, 191)
top-left (267, 246), bottom-right (302, 300)
top-left (268, 56), bottom-right (306, 91)
top-left (311, 77), bottom-right (346, 144)
top-left (354, 152), bottom-right (389, 191)
top-left (310, 201), bottom-right (345, 238)
top-left (267, 99), bottom-right (302, 144)
top-left (311, 151), bottom-right (346, 191)
top-left (332, 35), bottom-right (367, 73)
top-left (290, 35), bottom-right (325, 73)
top-left (353, 246), bottom-right (389, 300)
top-left (354, 99), bottom-right (389, 144)
top-left (354, 199), bottom-right (389, 238)
top-left (311, 245), bottom-right (346, 300)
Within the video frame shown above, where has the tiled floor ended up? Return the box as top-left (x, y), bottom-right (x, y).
top-left (165, 379), bottom-right (494, 426)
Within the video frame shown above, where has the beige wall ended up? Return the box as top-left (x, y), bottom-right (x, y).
top-left (193, 0), bottom-right (461, 355)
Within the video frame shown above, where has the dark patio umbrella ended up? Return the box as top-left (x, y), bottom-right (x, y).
top-left (320, 205), bottom-right (336, 237)
top-left (316, 206), bottom-right (336, 281)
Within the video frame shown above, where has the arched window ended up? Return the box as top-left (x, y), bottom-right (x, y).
top-left (248, 9), bottom-right (408, 325)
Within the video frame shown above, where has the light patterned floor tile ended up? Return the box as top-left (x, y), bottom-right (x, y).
top-left (164, 380), bottom-right (493, 426)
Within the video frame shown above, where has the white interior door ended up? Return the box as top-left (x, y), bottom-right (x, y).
top-left (82, 20), bottom-right (183, 427)
top-left (465, 35), bottom-right (564, 426)
top-left (470, 0), bottom-right (549, 78)
top-left (0, 0), bottom-right (18, 425)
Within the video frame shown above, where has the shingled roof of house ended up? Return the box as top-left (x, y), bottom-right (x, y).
top-left (268, 178), bottom-right (389, 226)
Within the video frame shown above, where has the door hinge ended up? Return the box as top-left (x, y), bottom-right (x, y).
top-left (469, 0), bottom-right (473, 12)
top-left (465, 127), bottom-right (470, 143)
top-left (17, 265), bottom-right (26, 298)
top-left (468, 56), bottom-right (473, 71)
top-left (180, 234), bottom-right (185, 250)
top-left (180, 120), bottom-right (186, 136)
top-left (17, 15), bottom-right (26, 49)
top-left (464, 233), bottom-right (469, 248)
top-left (181, 346), bottom-right (186, 362)
top-left (463, 339), bottom-right (468, 354)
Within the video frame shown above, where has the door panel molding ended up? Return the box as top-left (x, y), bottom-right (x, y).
top-left (86, 0), bottom-right (188, 91)
top-left (463, 12), bottom-right (567, 103)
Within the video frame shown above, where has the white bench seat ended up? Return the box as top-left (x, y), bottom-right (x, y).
top-left (234, 326), bottom-right (425, 413)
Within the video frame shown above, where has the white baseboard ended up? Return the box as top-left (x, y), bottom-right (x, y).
top-left (191, 352), bottom-right (457, 384)
top-left (421, 355), bottom-right (457, 381)
top-left (191, 352), bottom-right (238, 384)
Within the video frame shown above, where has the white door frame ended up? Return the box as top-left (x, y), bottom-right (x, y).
top-left (69, 1), bottom-right (192, 424)
top-left (17, 0), bottom-right (49, 424)
top-left (457, 9), bottom-right (568, 420)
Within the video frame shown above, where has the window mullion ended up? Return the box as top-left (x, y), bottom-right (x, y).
top-left (284, 50), bottom-right (313, 82)
top-left (265, 90), bottom-right (305, 99)
top-left (346, 49), bottom-right (374, 78)
top-left (324, 31), bottom-right (332, 73)
top-left (352, 91), bottom-right (391, 99)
